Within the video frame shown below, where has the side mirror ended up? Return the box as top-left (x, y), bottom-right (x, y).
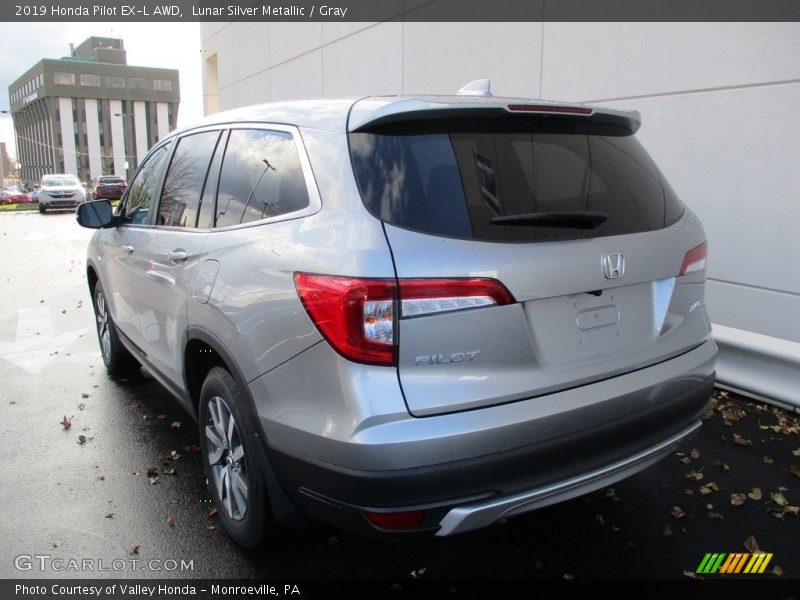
top-left (76, 200), bottom-right (115, 229)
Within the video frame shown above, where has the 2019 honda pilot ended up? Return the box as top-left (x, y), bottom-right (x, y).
top-left (76, 87), bottom-right (716, 548)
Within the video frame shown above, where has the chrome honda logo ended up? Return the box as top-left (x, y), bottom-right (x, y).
top-left (602, 253), bottom-right (625, 279)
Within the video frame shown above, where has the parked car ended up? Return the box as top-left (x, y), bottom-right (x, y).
top-left (76, 85), bottom-right (717, 549)
top-left (38, 174), bottom-right (86, 213)
top-left (0, 188), bottom-right (31, 205)
top-left (92, 175), bottom-right (127, 200)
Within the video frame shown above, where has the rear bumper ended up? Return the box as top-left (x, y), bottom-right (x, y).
top-left (261, 339), bottom-right (716, 536)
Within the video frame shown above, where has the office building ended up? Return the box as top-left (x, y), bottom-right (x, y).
top-left (8, 36), bottom-right (179, 184)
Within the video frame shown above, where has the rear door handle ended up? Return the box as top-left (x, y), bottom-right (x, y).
top-left (168, 250), bottom-right (188, 263)
top-left (122, 245), bottom-right (134, 255)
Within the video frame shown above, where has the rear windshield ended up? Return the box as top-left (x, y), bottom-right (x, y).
top-left (349, 118), bottom-right (683, 242)
top-left (99, 177), bottom-right (125, 184)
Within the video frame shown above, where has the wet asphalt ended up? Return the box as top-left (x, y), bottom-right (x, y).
top-left (0, 211), bottom-right (798, 583)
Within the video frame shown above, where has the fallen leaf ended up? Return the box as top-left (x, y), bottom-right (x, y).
top-left (748, 488), bottom-right (763, 501)
top-left (146, 467), bottom-right (159, 477)
top-left (662, 524), bottom-right (673, 537)
top-left (328, 536), bottom-right (338, 545)
top-left (744, 535), bottom-right (759, 553)
top-left (707, 511), bottom-right (725, 520)
top-left (162, 467), bottom-right (177, 476)
top-left (770, 492), bottom-right (788, 507)
top-left (98, 475), bottom-right (105, 481)
top-left (769, 565), bottom-right (783, 577)
top-left (183, 444), bottom-right (202, 453)
top-left (670, 506), bottom-right (685, 519)
top-left (165, 516), bottom-right (175, 527)
top-left (792, 449), bottom-right (800, 457)
top-left (105, 513), bottom-right (114, 519)
top-left (170, 450), bottom-right (181, 460)
top-left (700, 482), bottom-right (719, 495)
top-left (730, 493), bottom-right (746, 506)
top-left (679, 457), bottom-right (692, 465)
top-left (685, 470), bottom-right (704, 482)
top-left (207, 525), bottom-right (216, 531)
top-left (77, 435), bottom-right (87, 445)
top-left (127, 544), bottom-right (140, 555)
top-left (690, 448), bottom-right (700, 459)
top-left (59, 415), bottom-right (73, 429)
top-left (716, 462), bottom-right (731, 472)
top-left (733, 433), bottom-right (752, 446)
top-left (683, 570), bottom-right (701, 580)
top-left (604, 488), bottom-right (620, 502)
top-left (148, 477), bottom-right (158, 485)
top-left (595, 514), bottom-right (605, 525)
top-left (170, 421), bottom-right (181, 429)
top-left (207, 507), bottom-right (218, 519)
top-left (763, 455), bottom-right (774, 464)
top-left (156, 414), bottom-right (166, 420)
top-left (784, 506), bottom-right (799, 515)
top-left (683, 489), bottom-right (694, 496)
top-left (81, 393), bottom-right (90, 399)
top-left (790, 465), bottom-right (800, 479)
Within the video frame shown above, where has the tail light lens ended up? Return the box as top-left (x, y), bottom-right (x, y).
top-left (679, 242), bottom-right (707, 276)
top-left (293, 274), bottom-right (396, 366)
top-left (294, 274), bottom-right (514, 366)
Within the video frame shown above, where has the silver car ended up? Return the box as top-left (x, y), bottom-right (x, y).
top-left (38, 174), bottom-right (86, 213)
top-left (76, 89), bottom-right (716, 548)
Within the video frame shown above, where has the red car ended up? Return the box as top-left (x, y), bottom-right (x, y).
top-left (0, 189), bottom-right (31, 205)
top-left (91, 175), bottom-right (127, 200)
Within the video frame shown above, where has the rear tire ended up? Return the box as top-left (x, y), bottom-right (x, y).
top-left (199, 367), bottom-right (274, 549)
top-left (38, 205), bottom-right (46, 214)
top-left (92, 280), bottom-right (138, 376)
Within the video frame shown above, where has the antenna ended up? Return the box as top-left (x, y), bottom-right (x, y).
top-left (457, 79), bottom-right (492, 97)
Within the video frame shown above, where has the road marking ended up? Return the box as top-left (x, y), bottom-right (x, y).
top-left (0, 307), bottom-right (88, 374)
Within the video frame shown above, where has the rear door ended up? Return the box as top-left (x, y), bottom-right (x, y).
top-left (349, 112), bottom-right (711, 416)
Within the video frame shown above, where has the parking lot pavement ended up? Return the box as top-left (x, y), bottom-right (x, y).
top-left (0, 212), bottom-right (797, 583)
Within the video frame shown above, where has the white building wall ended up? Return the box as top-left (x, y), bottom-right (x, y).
top-left (133, 101), bottom-right (148, 166)
top-left (83, 99), bottom-right (102, 180)
top-left (199, 21), bottom-right (800, 406)
top-left (109, 99), bottom-right (126, 178)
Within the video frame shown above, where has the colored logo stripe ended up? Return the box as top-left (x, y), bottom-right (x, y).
top-left (696, 552), bottom-right (773, 574)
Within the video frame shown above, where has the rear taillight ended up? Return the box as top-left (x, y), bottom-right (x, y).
top-left (293, 274), bottom-right (396, 366)
top-left (399, 279), bottom-right (514, 318)
top-left (365, 509), bottom-right (426, 531)
top-left (679, 242), bottom-right (707, 276)
top-left (294, 274), bottom-right (514, 366)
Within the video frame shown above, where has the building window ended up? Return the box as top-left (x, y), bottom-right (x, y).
top-left (80, 74), bottom-right (101, 87)
top-left (105, 76), bottom-right (125, 88)
top-left (153, 79), bottom-right (173, 92)
top-left (128, 77), bottom-right (149, 90)
top-left (53, 72), bottom-right (76, 85)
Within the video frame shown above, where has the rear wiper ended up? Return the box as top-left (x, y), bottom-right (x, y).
top-left (489, 211), bottom-right (608, 229)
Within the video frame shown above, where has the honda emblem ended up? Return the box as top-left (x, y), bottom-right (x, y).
top-left (602, 253), bottom-right (625, 279)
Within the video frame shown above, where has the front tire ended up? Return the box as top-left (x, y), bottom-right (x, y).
top-left (199, 367), bottom-right (273, 549)
top-left (92, 280), bottom-right (138, 376)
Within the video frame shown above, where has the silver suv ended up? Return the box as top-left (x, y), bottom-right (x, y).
top-left (76, 89), bottom-right (716, 548)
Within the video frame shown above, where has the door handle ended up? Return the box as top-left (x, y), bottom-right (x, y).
top-left (122, 245), bottom-right (134, 255)
top-left (168, 250), bottom-right (188, 263)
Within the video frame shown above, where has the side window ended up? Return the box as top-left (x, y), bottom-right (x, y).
top-left (215, 129), bottom-right (309, 228)
top-left (121, 145), bottom-right (170, 225)
top-left (157, 130), bottom-right (222, 228)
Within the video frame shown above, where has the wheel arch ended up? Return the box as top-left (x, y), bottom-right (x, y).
top-left (184, 326), bottom-right (303, 526)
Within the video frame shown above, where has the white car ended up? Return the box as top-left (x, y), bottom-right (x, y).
top-left (38, 174), bottom-right (86, 213)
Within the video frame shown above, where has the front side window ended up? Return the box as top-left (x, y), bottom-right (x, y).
top-left (157, 130), bottom-right (221, 227)
top-left (215, 129), bottom-right (309, 228)
top-left (121, 145), bottom-right (170, 225)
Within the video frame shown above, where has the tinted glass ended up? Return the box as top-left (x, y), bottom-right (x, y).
top-left (121, 145), bottom-right (169, 225)
top-left (157, 130), bottom-right (221, 228)
top-left (215, 129), bottom-right (309, 228)
top-left (350, 118), bottom-right (683, 242)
